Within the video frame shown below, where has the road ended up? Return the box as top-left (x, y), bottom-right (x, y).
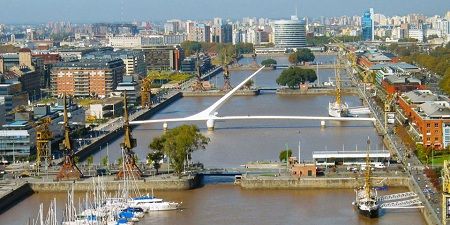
top-left (344, 55), bottom-right (443, 221)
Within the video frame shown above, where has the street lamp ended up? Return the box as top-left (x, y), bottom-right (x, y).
top-left (298, 130), bottom-right (301, 164)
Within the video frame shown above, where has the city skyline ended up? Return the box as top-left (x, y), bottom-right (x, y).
top-left (0, 0), bottom-right (449, 24)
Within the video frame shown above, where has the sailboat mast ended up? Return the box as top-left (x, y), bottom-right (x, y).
top-left (335, 61), bottom-right (342, 107)
top-left (365, 138), bottom-right (371, 197)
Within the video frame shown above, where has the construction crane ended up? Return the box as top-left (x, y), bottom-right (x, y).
top-left (35, 117), bottom-right (52, 168)
top-left (443, 160), bottom-right (450, 225)
top-left (251, 53), bottom-right (258, 68)
top-left (56, 94), bottom-right (83, 181)
top-left (141, 76), bottom-right (152, 108)
top-left (117, 91), bottom-right (143, 179)
top-left (192, 52), bottom-right (205, 92)
top-left (222, 48), bottom-right (232, 91)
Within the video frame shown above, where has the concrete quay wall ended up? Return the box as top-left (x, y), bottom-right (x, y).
top-left (0, 182), bottom-right (34, 213)
top-left (239, 176), bottom-right (409, 189)
top-left (75, 92), bottom-right (182, 161)
top-left (30, 175), bottom-right (201, 193)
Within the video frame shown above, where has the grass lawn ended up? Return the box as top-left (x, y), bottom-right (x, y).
top-left (76, 98), bottom-right (103, 107)
top-left (430, 154), bottom-right (450, 166)
top-left (147, 71), bottom-right (193, 84)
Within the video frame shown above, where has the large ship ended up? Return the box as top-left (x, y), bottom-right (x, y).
top-left (328, 62), bottom-right (350, 117)
top-left (353, 139), bottom-right (380, 218)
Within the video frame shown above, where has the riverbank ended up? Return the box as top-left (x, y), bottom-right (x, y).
top-left (0, 174), bottom-right (201, 212)
top-left (0, 181), bottom-right (33, 213)
top-left (74, 92), bottom-right (182, 161)
top-left (239, 175), bottom-right (410, 189)
top-left (29, 174), bottom-right (201, 193)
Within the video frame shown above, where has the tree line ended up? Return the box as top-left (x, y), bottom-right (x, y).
top-left (392, 42), bottom-right (450, 94)
top-left (181, 41), bottom-right (254, 59)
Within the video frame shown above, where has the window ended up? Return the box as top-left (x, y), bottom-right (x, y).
top-left (427, 123), bottom-right (431, 128)
top-left (435, 123), bottom-right (439, 128)
top-left (427, 137), bottom-right (431, 141)
top-left (435, 137), bottom-right (439, 141)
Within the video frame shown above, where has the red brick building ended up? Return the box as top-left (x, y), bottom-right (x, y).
top-left (357, 52), bottom-right (398, 69)
top-left (381, 75), bottom-right (425, 95)
top-left (51, 59), bottom-right (125, 98)
top-left (398, 90), bottom-right (450, 149)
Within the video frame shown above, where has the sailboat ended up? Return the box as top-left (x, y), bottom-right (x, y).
top-left (328, 61), bottom-right (349, 117)
top-left (352, 138), bottom-right (380, 218)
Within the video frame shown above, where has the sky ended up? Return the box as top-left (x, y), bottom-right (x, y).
top-left (0, 0), bottom-right (448, 24)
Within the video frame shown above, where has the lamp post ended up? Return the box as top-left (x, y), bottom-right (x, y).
top-left (298, 130), bottom-right (301, 164)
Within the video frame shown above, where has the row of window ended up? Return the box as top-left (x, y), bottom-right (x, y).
top-left (426, 123), bottom-right (440, 128)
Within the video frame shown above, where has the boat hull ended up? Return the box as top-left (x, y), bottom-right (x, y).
top-left (358, 207), bottom-right (379, 218)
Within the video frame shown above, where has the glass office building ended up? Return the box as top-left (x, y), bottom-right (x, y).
top-left (273, 19), bottom-right (306, 49)
top-left (362, 8), bottom-right (374, 41)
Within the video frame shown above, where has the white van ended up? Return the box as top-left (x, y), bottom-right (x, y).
top-left (373, 162), bottom-right (386, 169)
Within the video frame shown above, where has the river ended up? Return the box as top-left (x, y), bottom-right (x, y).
top-left (1, 183), bottom-right (425, 225)
top-left (0, 55), bottom-right (426, 225)
top-left (90, 55), bottom-right (382, 168)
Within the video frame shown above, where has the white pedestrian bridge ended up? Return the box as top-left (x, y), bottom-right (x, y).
top-left (130, 66), bottom-right (376, 130)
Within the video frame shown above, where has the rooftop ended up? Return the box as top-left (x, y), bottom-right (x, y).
top-left (402, 90), bottom-right (440, 103)
top-left (363, 52), bottom-right (392, 62)
top-left (416, 101), bottom-right (450, 119)
top-left (370, 62), bottom-right (419, 71)
top-left (0, 130), bottom-right (29, 137)
top-left (384, 75), bottom-right (421, 85)
top-left (53, 58), bottom-right (124, 69)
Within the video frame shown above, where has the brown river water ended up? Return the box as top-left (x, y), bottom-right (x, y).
top-left (0, 55), bottom-right (426, 224)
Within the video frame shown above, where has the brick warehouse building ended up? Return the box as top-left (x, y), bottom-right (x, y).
top-left (398, 90), bottom-right (450, 149)
top-left (51, 59), bottom-right (125, 98)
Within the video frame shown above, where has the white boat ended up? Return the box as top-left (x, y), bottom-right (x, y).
top-left (128, 195), bottom-right (181, 212)
top-left (328, 58), bottom-right (351, 118)
top-left (328, 101), bottom-right (349, 117)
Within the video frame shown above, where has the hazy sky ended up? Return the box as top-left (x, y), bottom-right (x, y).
top-left (1, 0), bottom-right (448, 24)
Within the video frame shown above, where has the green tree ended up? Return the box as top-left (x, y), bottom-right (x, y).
top-left (279, 149), bottom-right (292, 162)
top-left (101, 156), bottom-right (109, 167)
top-left (150, 125), bottom-right (210, 176)
top-left (276, 67), bottom-right (317, 88)
top-left (261, 58), bottom-right (277, 66)
top-left (86, 155), bottom-right (94, 175)
top-left (235, 43), bottom-right (254, 54)
top-left (117, 157), bottom-right (123, 167)
top-left (181, 41), bottom-right (202, 56)
top-left (0, 44), bottom-right (20, 53)
top-left (288, 49), bottom-right (315, 65)
top-left (147, 151), bottom-right (164, 174)
top-left (243, 79), bottom-right (254, 90)
top-left (288, 53), bottom-right (299, 64)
